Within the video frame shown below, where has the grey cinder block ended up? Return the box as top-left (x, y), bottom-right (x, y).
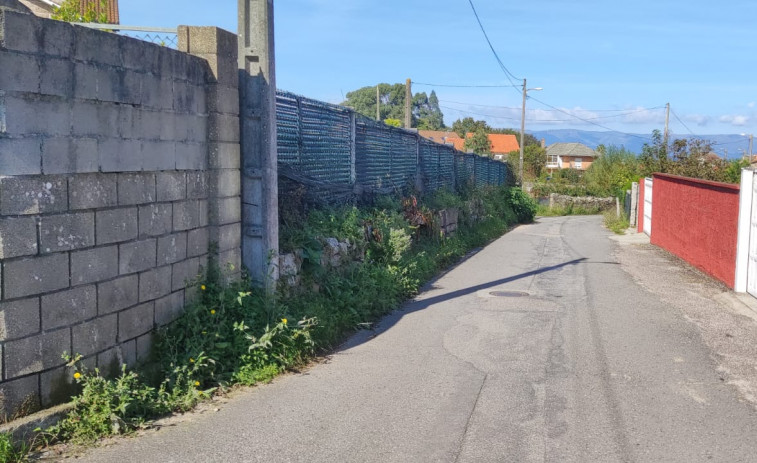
top-left (0, 297), bottom-right (40, 341)
top-left (42, 137), bottom-right (98, 175)
top-left (0, 137), bottom-right (43, 176)
top-left (39, 211), bottom-right (95, 253)
top-left (138, 203), bottom-right (173, 237)
top-left (158, 232), bottom-right (188, 264)
top-left (71, 245), bottom-right (119, 285)
top-left (97, 274), bottom-right (138, 314)
top-left (3, 253), bottom-right (70, 299)
top-left (41, 285), bottom-right (97, 330)
top-left (69, 173), bottom-right (117, 210)
top-left (118, 173), bottom-right (156, 205)
top-left (119, 239), bottom-right (157, 275)
top-left (186, 227), bottom-right (208, 257)
top-left (72, 314), bottom-right (117, 357)
top-left (0, 175), bottom-right (67, 215)
top-left (0, 216), bottom-right (38, 258)
top-left (154, 290), bottom-right (184, 326)
top-left (138, 265), bottom-right (172, 302)
top-left (118, 302), bottom-right (154, 341)
top-left (156, 171), bottom-right (186, 202)
top-left (4, 328), bottom-right (70, 379)
top-left (96, 207), bottom-right (138, 245)
top-left (171, 257), bottom-right (201, 291)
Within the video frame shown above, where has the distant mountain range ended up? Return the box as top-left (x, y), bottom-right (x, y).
top-left (530, 129), bottom-right (752, 160)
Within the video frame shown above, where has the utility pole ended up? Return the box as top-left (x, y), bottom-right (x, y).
top-left (664, 102), bottom-right (670, 149)
top-left (405, 78), bottom-right (412, 129)
top-left (750, 134), bottom-right (753, 159)
top-left (376, 85), bottom-right (380, 121)
top-left (238, 0), bottom-right (278, 287)
top-left (519, 79), bottom-right (527, 186)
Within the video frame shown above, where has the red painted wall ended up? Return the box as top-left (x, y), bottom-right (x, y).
top-left (637, 178), bottom-right (645, 233)
top-left (650, 173), bottom-right (740, 288)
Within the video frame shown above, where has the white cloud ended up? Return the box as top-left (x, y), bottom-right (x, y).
top-left (684, 114), bottom-right (711, 126)
top-left (720, 114), bottom-right (750, 126)
top-left (748, 102), bottom-right (755, 109)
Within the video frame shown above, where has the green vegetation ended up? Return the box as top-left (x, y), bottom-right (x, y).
top-left (0, 433), bottom-right (29, 463)
top-left (341, 85), bottom-right (445, 129)
top-left (6, 185), bottom-right (534, 460)
top-left (51, 0), bottom-right (107, 23)
top-left (603, 210), bottom-right (630, 234)
top-left (536, 204), bottom-right (604, 217)
top-left (463, 128), bottom-right (492, 156)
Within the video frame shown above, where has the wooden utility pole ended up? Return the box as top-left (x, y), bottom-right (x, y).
top-left (405, 78), bottom-right (412, 129)
top-left (663, 102), bottom-right (670, 149)
top-left (376, 85), bottom-right (380, 121)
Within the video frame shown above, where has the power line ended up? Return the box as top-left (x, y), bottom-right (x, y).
top-left (414, 81), bottom-right (519, 88)
top-left (527, 95), bottom-right (655, 141)
top-left (440, 99), bottom-right (665, 118)
top-left (466, 0), bottom-right (522, 94)
top-left (669, 107), bottom-right (696, 136)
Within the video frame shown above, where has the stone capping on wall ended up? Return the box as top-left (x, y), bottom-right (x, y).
top-left (0, 7), bottom-right (242, 421)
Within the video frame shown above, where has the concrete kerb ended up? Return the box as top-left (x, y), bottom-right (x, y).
top-left (0, 403), bottom-right (72, 444)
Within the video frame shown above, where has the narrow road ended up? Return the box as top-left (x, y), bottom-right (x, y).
top-left (75, 216), bottom-right (757, 462)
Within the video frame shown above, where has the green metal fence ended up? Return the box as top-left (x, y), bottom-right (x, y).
top-left (275, 90), bottom-right (510, 203)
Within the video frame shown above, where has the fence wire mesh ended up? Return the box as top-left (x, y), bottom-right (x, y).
top-left (72, 23), bottom-right (178, 48)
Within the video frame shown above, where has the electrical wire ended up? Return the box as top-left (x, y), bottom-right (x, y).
top-left (414, 81), bottom-right (519, 88)
top-left (527, 95), bottom-right (655, 141)
top-left (440, 99), bottom-right (665, 119)
top-left (466, 0), bottom-right (522, 94)
top-left (669, 108), bottom-right (696, 136)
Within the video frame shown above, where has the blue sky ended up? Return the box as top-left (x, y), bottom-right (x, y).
top-left (122, 0), bottom-right (757, 141)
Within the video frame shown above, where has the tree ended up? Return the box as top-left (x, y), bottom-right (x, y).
top-left (507, 145), bottom-right (547, 181)
top-left (584, 146), bottom-right (640, 197)
top-left (52, 0), bottom-right (107, 23)
top-left (451, 117), bottom-right (490, 138)
top-left (464, 129), bottom-right (492, 156)
top-left (342, 84), bottom-right (445, 129)
top-left (414, 90), bottom-right (444, 130)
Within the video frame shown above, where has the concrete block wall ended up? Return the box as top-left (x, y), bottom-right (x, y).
top-left (0, 7), bottom-right (241, 419)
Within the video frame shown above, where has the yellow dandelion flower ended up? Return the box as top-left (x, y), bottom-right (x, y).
top-left (281, 318), bottom-right (288, 325)
top-left (194, 381), bottom-right (200, 387)
top-left (201, 285), bottom-right (206, 291)
top-left (210, 309), bottom-right (216, 315)
top-left (189, 358), bottom-right (195, 363)
top-left (73, 372), bottom-right (81, 379)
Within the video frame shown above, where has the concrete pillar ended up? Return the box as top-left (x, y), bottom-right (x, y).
top-left (238, 0), bottom-right (279, 286)
top-left (629, 182), bottom-right (639, 227)
top-left (178, 26), bottom-right (243, 282)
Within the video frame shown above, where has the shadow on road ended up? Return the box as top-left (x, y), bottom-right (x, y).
top-left (336, 257), bottom-right (593, 353)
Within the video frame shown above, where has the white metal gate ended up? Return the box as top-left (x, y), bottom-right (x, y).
top-left (643, 177), bottom-right (653, 236)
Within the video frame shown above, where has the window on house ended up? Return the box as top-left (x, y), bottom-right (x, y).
top-left (574, 157), bottom-right (582, 169)
top-left (548, 154), bottom-right (558, 166)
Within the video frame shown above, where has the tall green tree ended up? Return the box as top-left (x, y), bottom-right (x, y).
top-left (463, 128), bottom-right (492, 156)
top-left (342, 84), bottom-right (445, 129)
top-left (451, 117), bottom-right (490, 137)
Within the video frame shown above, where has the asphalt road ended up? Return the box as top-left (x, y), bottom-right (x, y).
top-left (73, 216), bottom-right (757, 462)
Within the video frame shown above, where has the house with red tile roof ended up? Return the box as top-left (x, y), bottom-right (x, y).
top-left (418, 130), bottom-right (520, 160)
